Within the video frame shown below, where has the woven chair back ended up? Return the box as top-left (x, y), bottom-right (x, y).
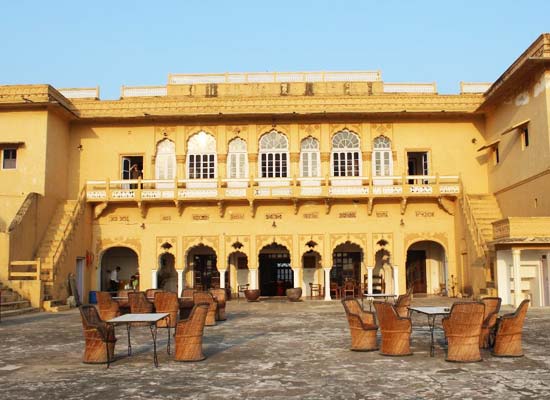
top-left (145, 288), bottom-right (164, 298)
top-left (154, 292), bottom-right (179, 328)
top-left (209, 288), bottom-right (226, 306)
top-left (128, 292), bottom-right (154, 313)
top-left (373, 301), bottom-right (409, 331)
top-left (446, 302), bottom-right (485, 336)
top-left (80, 305), bottom-right (102, 328)
top-left (342, 298), bottom-right (362, 316)
top-left (481, 297), bottom-right (501, 320)
top-left (96, 292), bottom-right (120, 321)
top-left (500, 299), bottom-right (530, 335)
top-left (177, 303), bottom-right (209, 336)
top-left (181, 288), bottom-right (196, 298)
top-left (193, 291), bottom-right (214, 305)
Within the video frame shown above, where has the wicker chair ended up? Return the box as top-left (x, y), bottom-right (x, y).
top-left (492, 299), bottom-right (530, 357)
top-left (373, 301), bottom-right (412, 356)
top-left (174, 303), bottom-right (209, 361)
top-left (179, 288), bottom-right (196, 319)
top-left (394, 291), bottom-right (412, 318)
top-left (128, 291), bottom-right (154, 323)
top-left (209, 288), bottom-right (227, 321)
top-left (79, 305), bottom-right (116, 364)
top-left (154, 292), bottom-right (179, 329)
top-left (479, 297), bottom-right (502, 348)
top-left (442, 302), bottom-right (485, 362)
top-left (193, 292), bottom-right (218, 326)
top-left (342, 299), bottom-right (378, 351)
top-left (96, 292), bottom-right (121, 321)
top-left (145, 288), bottom-right (164, 299)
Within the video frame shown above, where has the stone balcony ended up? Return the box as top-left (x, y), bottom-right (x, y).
top-left (85, 174), bottom-right (461, 206)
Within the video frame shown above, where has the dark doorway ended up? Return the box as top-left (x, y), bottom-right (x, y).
top-left (406, 250), bottom-right (427, 293)
top-left (259, 244), bottom-right (292, 296)
top-left (331, 250), bottom-right (361, 286)
top-left (407, 152), bottom-right (428, 184)
top-left (193, 253), bottom-right (219, 290)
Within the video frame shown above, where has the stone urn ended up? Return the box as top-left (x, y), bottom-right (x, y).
top-left (286, 287), bottom-right (302, 302)
top-left (244, 289), bottom-right (260, 302)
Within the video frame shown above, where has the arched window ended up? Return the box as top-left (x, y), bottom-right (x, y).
top-left (227, 137), bottom-right (248, 179)
top-left (155, 139), bottom-right (176, 188)
top-left (300, 137), bottom-right (320, 178)
top-left (259, 130), bottom-right (289, 178)
top-left (331, 129), bottom-right (361, 177)
top-left (187, 131), bottom-right (217, 179)
top-left (372, 136), bottom-right (393, 177)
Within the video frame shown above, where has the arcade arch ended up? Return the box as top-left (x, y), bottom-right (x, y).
top-left (186, 244), bottom-right (218, 290)
top-left (406, 240), bottom-right (447, 295)
top-left (258, 243), bottom-right (292, 296)
top-left (99, 246), bottom-right (139, 291)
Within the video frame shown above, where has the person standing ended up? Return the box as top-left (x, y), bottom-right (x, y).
top-left (110, 266), bottom-right (121, 292)
top-left (130, 164), bottom-right (140, 189)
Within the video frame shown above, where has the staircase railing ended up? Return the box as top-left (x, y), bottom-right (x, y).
top-left (50, 187), bottom-right (87, 280)
top-left (459, 184), bottom-right (487, 258)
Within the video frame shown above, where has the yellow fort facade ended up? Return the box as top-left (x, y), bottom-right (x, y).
top-left (1, 34), bottom-right (550, 310)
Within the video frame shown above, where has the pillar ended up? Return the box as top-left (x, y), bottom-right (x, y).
top-left (393, 265), bottom-right (399, 296)
top-left (512, 248), bottom-right (522, 306)
top-left (496, 250), bottom-right (511, 305)
top-left (367, 266), bottom-right (374, 295)
top-left (293, 267), bottom-right (301, 289)
top-left (151, 269), bottom-right (157, 289)
top-left (323, 268), bottom-right (332, 301)
top-left (250, 268), bottom-right (258, 290)
top-left (177, 269), bottom-right (184, 295)
top-left (219, 269), bottom-right (227, 289)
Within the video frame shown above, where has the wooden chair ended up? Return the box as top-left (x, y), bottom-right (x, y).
top-left (193, 292), bottom-right (218, 326)
top-left (96, 292), bottom-right (121, 321)
top-left (492, 299), bottom-right (530, 357)
top-left (342, 281), bottom-right (356, 298)
top-left (330, 282), bottom-right (341, 299)
top-left (479, 297), bottom-right (502, 348)
top-left (237, 284), bottom-right (250, 300)
top-left (209, 288), bottom-right (227, 321)
top-left (79, 305), bottom-right (116, 364)
top-left (373, 301), bottom-right (412, 356)
top-left (174, 303), bottom-right (210, 362)
top-left (309, 283), bottom-right (323, 299)
top-left (394, 290), bottom-right (412, 318)
top-left (342, 299), bottom-right (378, 351)
top-left (442, 302), bottom-right (485, 362)
top-left (154, 292), bottom-right (179, 329)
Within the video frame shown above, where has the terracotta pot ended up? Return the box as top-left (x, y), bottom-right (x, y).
top-left (286, 287), bottom-right (302, 302)
top-left (244, 289), bottom-right (260, 302)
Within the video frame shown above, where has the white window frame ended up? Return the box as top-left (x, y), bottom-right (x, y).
top-left (331, 130), bottom-right (361, 177)
top-left (258, 130), bottom-right (289, 178)
top-left (155, 139), bottom-right (176, 188)
top-left (2, 148), bottom-right (17, 170)
top-left (187, 131), bottom-right (217, 180)
top-left (227, 137), bottom-right (249, 179)
top-left (372, 136), bottom-right (393, 178)
top-left (300, 136), bottom-right (320, 178)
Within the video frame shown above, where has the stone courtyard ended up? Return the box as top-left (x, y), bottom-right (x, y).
top-left (0, 297), bottom-right (549, 399)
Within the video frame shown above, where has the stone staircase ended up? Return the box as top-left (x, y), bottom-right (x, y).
top-left (0, 282), bottom-right (37, 319)
top-left (466, 194), bottom-right (504, 247)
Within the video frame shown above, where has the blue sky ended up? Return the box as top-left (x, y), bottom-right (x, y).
top-left (2, 0), bottom-right (549, 99)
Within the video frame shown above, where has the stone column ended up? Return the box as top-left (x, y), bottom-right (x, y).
top-left (219, 269), bottom-right (227, 289)
top-left (367, 266), bottom-right (374, 295)
top-left (151, 269), bottom-right (157, 289)
top-left (393, 265), bottom-right (399, 296)
top-left (177, 269), bottom-right (184, 295)
top-left (250, 268), bottom-right (258, 290)
top-left (496, 250), bottom-right (511, 305)
top-left (323, 268), bottom-right (332, 301)
top-left (293, 267), bottom-right (301, 290)
top-left (512, 248), bottom-right (522, 306)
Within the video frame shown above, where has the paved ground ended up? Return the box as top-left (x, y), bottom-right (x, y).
top-left (0, 296), bottom-right (549, 399)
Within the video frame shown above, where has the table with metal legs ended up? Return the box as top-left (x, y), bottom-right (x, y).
top-left (408, 306), bottom-right (450, 357)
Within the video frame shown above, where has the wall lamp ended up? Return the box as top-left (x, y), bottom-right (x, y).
top-left (272, 221), bottom-right (277, 228)
top-left (140, 223), bottom-right (145, 229)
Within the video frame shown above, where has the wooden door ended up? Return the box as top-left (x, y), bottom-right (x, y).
top-left (406, 250), bottom-right (427, 293)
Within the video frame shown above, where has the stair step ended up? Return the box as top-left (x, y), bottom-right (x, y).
top-left (0, 307), bottom-right (38, 318)
top-left (0, 300), bottom-right (31, 309)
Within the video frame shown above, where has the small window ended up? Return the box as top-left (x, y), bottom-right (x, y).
top-left (494, 146), bottom-right (500, 165)
top-left (2, 148), bottom-right (16, 169)
top-left (522, 128), bottom-right (529, 149)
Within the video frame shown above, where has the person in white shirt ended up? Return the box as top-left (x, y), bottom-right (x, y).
top-left (110, 266), bottom-right (121, 292)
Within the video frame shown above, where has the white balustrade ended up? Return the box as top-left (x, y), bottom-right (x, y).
top-left (383, 83), bottom-right (437, 93)
top-left (59, 87), bottom-right (99, 99)
top-left (121, 86), bottom-right (167, 97)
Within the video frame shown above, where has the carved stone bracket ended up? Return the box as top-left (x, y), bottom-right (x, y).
top-left (292, 198), bottom-right (299, 215)
top-left (249, 200), bottom-right (256, 218)
top-left (94, 202), bottom-right (108, 219)
top-left (400, 197), bottom-right (408, 215)
top-left (324, 198), bottom-right (332, 215)
top-left (139, 203), bottom-right (149, 219)
top-left (437, 196), bottom-right (455, 215)
top-left (175, 200), bottom-right (184, 216)
top-left (218, 201), bottom-right (225, 218)
top-left (367, 198), bottom-right (374, 216)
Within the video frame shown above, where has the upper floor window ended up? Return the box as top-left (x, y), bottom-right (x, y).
top-left (372, 136), bottom-right (393, 177)
top-left (331, 129), bottom-right (360, 177)
top-left (2, 148), bottom-right (16, 169)
top-left (187, 131), bottom-right (217, 179)
top-left (259, 130), bottom-right (289, 178)
top-left (227, 137), bottom-right (248, 179)
top-left (300, 136), bottom-right (320, 178)
top-left (155, 139), bottom-right (176, 187)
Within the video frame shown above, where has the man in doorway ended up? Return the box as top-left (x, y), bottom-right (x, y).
top-left (130, 164), bottom-right (140, 189)
top-left (110, 266), bottom-right (121, 292)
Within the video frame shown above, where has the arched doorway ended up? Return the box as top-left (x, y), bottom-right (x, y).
top-left (406, 240), bottom-right (446, 295)
top-left (100, 247), bottom-right (139, 291)
top-left (187, 245), bottom-right (218, 290)
top-left (158, 252), bottom-right (177, 293)
top-left (302, 250), bottom-right (321, 292)
top-left (331, 242), bottom-right (363, 287)
top-left (259, 243), bottom-right (292, 296)
top-left (228, 251), bottom-right (248, 294)
top-left (374, 242), bottom-right (393, 294)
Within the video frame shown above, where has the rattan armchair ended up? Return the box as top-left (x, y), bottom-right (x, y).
top-left (342, 299), bottom-right (378, 351)
top-left (179, 288), bottom-right (196, 319)
top-left (128, 292), bottom-right (154, 313)
top-left (193, 292), bottom-right (218, 326)
top-left (79, 305), bottom-right (116, 364)
top-left (479, 297), bottom-right (502, 348)
top-left (145, 288), bottom-right (164, 299)
top-left (442, 302), bottom-right (485, 362)
top-left (394, 289), bottom-right (412, 318)
top-left (174, 303), bottom-right (209, 361)
top-left (373, 301), bottom-right (412, 356)
top-left (154, 292), bottom-right (179, 329)
top-left (492, 299), bottom-right (530, 357)
top-left (209, 288), bottom-right (227, 321)
top-left (96, 291), bottom-right (121, 321)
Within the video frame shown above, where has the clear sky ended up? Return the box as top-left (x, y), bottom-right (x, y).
top-left (2, 0), bottom-right (549, 99)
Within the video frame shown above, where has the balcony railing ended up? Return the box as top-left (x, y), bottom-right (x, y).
top-left (86, 174), bottom-right (461, 203)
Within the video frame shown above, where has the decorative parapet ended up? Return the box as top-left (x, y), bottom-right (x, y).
top-left (121, 86), bottom-right (167, 97)
top-left (493, 217), bottom-right (550, 240)
top-left (460, 82), bottom-right (491, 94)
top-left (169, 71), bottom-right (382, 84)
top-left (383, 83), bottom-right (437, 94)
top-left (58, 87), bottom-right (99, 99)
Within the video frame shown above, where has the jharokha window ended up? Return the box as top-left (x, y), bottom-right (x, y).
top-left (300, 136), bottom-right (320, 178)
top-left (227, 137), bottom-right (248, 179)
top-left (331, 129), bottom-right (361, 177)
top-left (259, 130), bottom-right (289, 178)
top-left (187, 131), bottom-right (217, 179)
